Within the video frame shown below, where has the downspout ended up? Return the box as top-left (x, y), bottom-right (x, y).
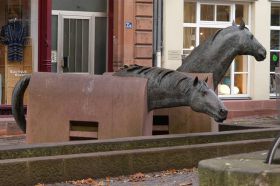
top-left (153, 0), bottom-right (158, 67)
top-left (153, 0), bottom-right (163, 67)
top-left (156, 0), bottom-right (162, 68)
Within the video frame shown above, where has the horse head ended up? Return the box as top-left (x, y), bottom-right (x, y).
top-left (234, 20), bottom-right (266, 61)
top-left (189, 77), bottom-right (228, 122)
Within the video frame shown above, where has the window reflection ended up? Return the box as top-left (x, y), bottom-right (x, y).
top-left (183, 27), bottom-right (196, 49)
top-left (235, 56), bottom-right (248, 72)
top-left (201, 4), bottom-right (214, 21)
top-left (184, 2), bottom-right (196, 23)
top-left (271, 30), bottom-right (280, 50)
top-left (271, 6), bottom-right (280, 26)
top-left (270, 74), bottom-right (276, 94)
top-left (199, 28), bottom-right (219, 43)
top-left (217, 5), bottom-right (230, 22)
top-left (234, 74), bottom-right (247, 94)
top-left (235, 4), bottom-right (249, 25)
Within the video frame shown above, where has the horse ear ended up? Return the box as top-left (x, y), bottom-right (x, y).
top-left (232, 20), bottom-right (237, 27)
top-left (204, 76), bottom-right (208, 83)
top-left (193, 76), bottom-right (199, 87)
top-left (239, 19), bottom-right (245, 30)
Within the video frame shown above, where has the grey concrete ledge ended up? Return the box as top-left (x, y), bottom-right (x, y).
top-left (0, 128), bottom-right (280, 160)
top-left (199, 151), bottom-right (280, 186)
top-left (0, 138), bottom-right (274, 186)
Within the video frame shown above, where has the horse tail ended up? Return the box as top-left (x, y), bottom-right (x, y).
top-left (11, 75), bottom-right (31, 133)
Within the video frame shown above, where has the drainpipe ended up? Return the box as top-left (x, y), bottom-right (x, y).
top-left (153, 0), bottom-right (163, 67)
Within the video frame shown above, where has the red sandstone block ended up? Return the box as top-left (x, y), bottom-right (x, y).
top-left (135, 45), bottom-right (153, 58)
top-left (136, 3), bottom-right (153, 17)
top-left (135, 31), bottom-right (153, 44)
top-left (136, 17), bottom-right (153, 30)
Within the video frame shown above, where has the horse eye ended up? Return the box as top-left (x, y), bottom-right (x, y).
top-left (250, 35), bottom-right (254, 40)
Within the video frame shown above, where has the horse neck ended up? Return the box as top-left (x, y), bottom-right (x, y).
top-left (148, 75), bottom-right (193, 110)
top-left (179, 35), bottom-right (239, 88)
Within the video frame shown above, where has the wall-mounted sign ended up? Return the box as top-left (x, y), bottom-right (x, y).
top-left (125, 21), bottom-right (133, 29)
top-left (51, 50), bottom-right (57, 63)
top-left (168, 50), bottom-right (181, 60)
top-left (9, 70), bottom-right (29, 77)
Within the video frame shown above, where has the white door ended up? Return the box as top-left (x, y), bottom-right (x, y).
top-left (52, 11), bottom-right (107, 74)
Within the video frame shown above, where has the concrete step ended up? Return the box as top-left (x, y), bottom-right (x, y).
top-left (0, 138), bottom-right (275, 186)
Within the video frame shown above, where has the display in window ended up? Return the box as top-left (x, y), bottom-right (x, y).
top-left (0, 0), bottom-right (32, 105)
top-left (0, 20), bottom-right (27, 62)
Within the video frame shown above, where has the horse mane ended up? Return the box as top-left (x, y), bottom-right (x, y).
top-left (115, 65), bottom-right (195, 94)
top-left (211, 29), bottom-right (223, 43)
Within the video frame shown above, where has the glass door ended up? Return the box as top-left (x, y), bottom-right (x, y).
top-left (61, 16), bottom-right (91, 73)
top-left (52, 11), bottom-right (107, 74)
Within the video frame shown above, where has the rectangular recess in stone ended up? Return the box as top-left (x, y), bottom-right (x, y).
top-left (69, 120), bottom-right (98, 140)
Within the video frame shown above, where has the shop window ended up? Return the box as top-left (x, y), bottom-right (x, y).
top-left (0, 0), bottom-right (32, 105)
top-left (270, 4), bottom-right (280, 95)
top-left (183, 1), bottom-right (250, 97)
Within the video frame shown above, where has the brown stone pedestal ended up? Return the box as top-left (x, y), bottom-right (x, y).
top-left (27, 73), bottom-right (152, 144)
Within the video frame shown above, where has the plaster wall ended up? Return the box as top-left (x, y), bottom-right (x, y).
top-left (162, 0), bottom-right (183, 70)
top-left (250, 0), bottom-right (271, 100)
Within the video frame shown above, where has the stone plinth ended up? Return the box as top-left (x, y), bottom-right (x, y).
top-left (27, 73), bottom-right (152, 144)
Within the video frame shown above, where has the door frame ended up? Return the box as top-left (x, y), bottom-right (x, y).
top-left (52, 10), bottom-right (107, 73)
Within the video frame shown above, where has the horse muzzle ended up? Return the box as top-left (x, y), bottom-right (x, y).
top-left (255, 49), bottom-right (266, 61)
top-left (214, 108), bottom-right (228, 122)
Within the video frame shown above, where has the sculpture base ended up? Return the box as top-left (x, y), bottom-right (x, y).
top-left (27, 73), bottom-right (152, 144)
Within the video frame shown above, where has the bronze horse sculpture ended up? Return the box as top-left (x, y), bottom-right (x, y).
top-left (177, 20), bottom-right (266, 89)
top-left (12, 20), bottom-right (265, 133)
top-left (12, 66), bottom-right (228, 132)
